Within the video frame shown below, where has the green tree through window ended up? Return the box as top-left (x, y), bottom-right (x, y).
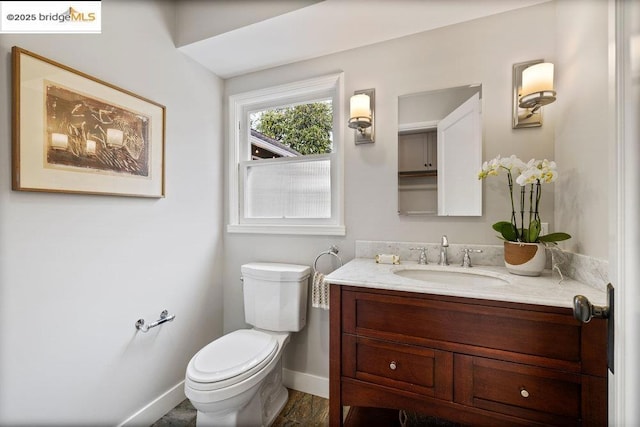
top-left (252, 102), bottom-right (332, 155)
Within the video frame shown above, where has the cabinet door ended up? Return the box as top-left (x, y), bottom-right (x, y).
top-left (424, 131), bottom-right (437, 171)
top-left (437, 92), bottom-right (482, 215)
top-left (398, 132), bottom-right (437, 172)
top-left (398, 133), bottom-right (426, 172)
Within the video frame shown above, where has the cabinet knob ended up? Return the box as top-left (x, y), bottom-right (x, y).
top-left (389, 361), bottom-right (397, 370)
top-left (520, 387), bottom-right (530, 398)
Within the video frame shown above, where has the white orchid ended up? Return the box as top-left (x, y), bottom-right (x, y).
top-left (500, 154), bottom-right (527, 172)
top-left (478, 154), bottom-right (570, 244)
top-left (516, 166), bottom-right (541, 185)
top-left (478, 154), bottom-right (526, 179)
top-left (516, 159), bottom-right (558, 185)
top-left (539, 159), bottom-right (558, 183)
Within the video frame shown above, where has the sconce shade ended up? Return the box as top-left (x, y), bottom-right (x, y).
top-left (522, 62), bottom-right (554, 94)
top-left (519, 62), bottom-right (556, 109)
top-left (349, 93), bottom-right (372, 129)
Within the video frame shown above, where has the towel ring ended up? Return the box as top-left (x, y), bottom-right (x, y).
top-left (314, 245), bottom-right (343, 273)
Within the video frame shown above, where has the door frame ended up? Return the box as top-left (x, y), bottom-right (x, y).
top-left (610, 0), bottom-right (639, 424)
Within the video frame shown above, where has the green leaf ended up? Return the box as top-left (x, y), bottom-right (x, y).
top-left (528, 219), bottom-right (541, 243)
top-left (491, 221), bottom-right (508, 233)
top-left (492, 221), bottom-right (518, 241)
top-left (538, 232), bottom-right (572, 242)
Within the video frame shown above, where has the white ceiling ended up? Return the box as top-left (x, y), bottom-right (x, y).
top-left (178, 0), bottom-right (551, 79)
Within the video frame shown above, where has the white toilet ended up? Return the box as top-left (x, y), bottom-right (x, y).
top-left (185, 262), bottom-right (311, 427)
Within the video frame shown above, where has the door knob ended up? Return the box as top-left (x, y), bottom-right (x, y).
top-left (573, 283), bottom-right (613, 323)
top-left (573, 294), bottom-right (609, 323)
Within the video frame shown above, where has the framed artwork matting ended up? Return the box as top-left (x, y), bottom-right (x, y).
top-left (12, 46), bottom-right (166, 198)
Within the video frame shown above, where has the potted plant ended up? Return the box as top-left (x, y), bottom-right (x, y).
top-left (478, 155), bottom-right (571, 276)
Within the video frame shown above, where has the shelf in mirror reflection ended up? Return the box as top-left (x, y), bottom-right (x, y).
top-left (398, 170), bottom-right (437, 178)
top-left (398, 210), bottom-right (437, 216)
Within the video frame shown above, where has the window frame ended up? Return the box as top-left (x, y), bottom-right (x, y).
top-left (227, 72), bottom-right (345, 236)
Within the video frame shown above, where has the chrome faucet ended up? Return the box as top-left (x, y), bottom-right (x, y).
top-left (438, 235), bottom-right (449, 266)
top-left (461, 248), bottom-right (483, 268)
top-left (410, 247), bottom-right (428, 265)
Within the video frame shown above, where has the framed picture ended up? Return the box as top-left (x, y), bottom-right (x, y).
top-left (12, 46), bottom-right (165, 198)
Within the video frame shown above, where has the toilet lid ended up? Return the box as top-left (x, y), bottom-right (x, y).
top-left (187, 329), bottom-right (278, 384)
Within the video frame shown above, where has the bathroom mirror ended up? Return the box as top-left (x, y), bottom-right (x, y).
top-left (398, 84), bottom-right (483, 216)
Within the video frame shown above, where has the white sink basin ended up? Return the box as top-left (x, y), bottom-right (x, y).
top-left (393, 268), bottom-right (509, 287)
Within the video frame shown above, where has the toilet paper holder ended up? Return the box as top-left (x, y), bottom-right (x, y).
top-left (135, 310), bottom-right (175, 333)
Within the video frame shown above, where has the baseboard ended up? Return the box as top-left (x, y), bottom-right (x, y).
top-left (117, 370), bottom-right (326, 426)
top-left (118, 380), bottom-right (186, 427)
top-left (283, 368), bottom-right (329, 399)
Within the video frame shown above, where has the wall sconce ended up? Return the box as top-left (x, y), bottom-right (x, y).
top-left (512, 60), bottom-right (556, 128)
top-left (348, 88), bottom-right (375, 144)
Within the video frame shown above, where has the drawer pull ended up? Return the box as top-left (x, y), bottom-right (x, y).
top-left (389, 361), bottom-right (397, 370)
top-left (520, 387), bottom-right (530, 398)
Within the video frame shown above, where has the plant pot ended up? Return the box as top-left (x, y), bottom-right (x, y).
top-left (503, 241), bottom-right (546, 276)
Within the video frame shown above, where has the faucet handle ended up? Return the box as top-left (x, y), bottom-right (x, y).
top-left (461, 248), bottom-right (483, 268)
top-left (410, 247), bottom-right (428, 264)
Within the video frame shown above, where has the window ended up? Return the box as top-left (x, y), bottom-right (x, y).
top-left (227, 73), bottom-right (345, 235)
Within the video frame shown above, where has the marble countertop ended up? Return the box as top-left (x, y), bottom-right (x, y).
top-left (324, 258), bottom-right (608, 309)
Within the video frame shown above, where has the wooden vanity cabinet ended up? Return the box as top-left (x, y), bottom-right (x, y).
top-left (329, 285), bottom-right (607, 427)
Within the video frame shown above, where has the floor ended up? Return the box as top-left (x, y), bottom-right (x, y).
top-left (151, 388), bottom-right (329, 427)
top-left (151, 389), bottom-right (459, 426)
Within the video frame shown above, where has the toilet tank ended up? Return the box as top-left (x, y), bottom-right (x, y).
top-left (241, 262), bottom-right (311, 332)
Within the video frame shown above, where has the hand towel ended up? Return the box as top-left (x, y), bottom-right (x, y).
top-left (312, 271), bottom-right (330, 310)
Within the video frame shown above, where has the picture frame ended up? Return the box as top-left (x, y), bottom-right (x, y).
top-left (12, 46), bottom-right (166, 198)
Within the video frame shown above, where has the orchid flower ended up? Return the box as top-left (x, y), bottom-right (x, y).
top-left (478, 154), bottom-right (570, 244)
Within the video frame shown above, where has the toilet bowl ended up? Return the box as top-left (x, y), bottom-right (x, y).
top-left (184, 263), bottom-right (310, 427)
top-left (185, 329), bottom-right (290, 426)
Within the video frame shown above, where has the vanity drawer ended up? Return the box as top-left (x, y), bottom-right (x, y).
top-left (343, 334), bottom-right (453, 400)
top-left (454, 354), bottom-right (581, 425)
top-left (342, 289), bottom-right (581, 363)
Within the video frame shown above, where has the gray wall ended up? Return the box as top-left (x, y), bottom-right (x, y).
top-left (399, 85), bottom-right (481, 125)
top-left (554, 0), bottom-right (609, 259)
top-left (223, 3), bottom-right (559, 383)
top-left (0, 1), bottom-right (224, 425)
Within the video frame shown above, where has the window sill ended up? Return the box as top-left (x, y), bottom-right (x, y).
top-left (227, 223), bottom-right (346, 236)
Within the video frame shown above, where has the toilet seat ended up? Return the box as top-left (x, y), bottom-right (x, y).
top-left (186, 329), bottom-right (278, 391)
